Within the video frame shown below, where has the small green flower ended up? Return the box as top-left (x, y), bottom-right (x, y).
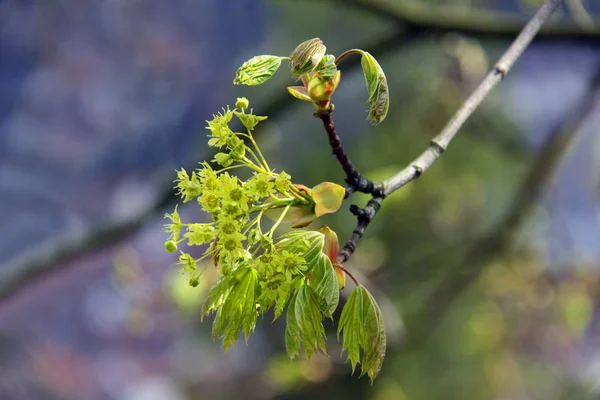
top-left (219, 174), bottom-right (249, 210)
top-left (178, 251), bottom-right (197, 273)
top-left (198, 191), bottom-right (220, 213)
top-left (236, 97), bottom-right (249, 110)
top-left (233, 110), bottom-right (268, 132)
top-left (184, 223), bottom-right (216, 246)
top-left (163, 205), bottom-right (182, 240)
top-left (258, 272), bottom-right (287, 307)
top-left (198, 163), bottom-right (219, 191)
top-left (274, 250), bottom-right (307, 280)
top-left (218, 219), bottom-right (241, 235)
top-left (221, 201), bottom-right (243, 217)
top-left (246, 173), bottom-right (275, 200)
top-left (174, 169), bottom-right (201, 203)
top-left (217, 232), bottom-right (246, 262)
top-left (275, 171), bottom-right (292, 193)
top-left (207, 109), bottom-right (234, 148)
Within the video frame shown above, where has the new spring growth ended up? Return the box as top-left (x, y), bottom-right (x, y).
top-left (164, 93), bottom-right (386, 382)
top-left (233, 38), bottom-right (389, 124)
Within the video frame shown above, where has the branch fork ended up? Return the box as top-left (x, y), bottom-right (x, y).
top-left (315, 0), bottom-right (565, 279)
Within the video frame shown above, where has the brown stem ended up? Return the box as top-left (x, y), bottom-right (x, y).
top-left (316, 109), bottom-right (383, 198)
top-left (333, 263), bottom-right (360, 287)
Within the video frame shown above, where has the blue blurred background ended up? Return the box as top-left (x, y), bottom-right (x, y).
top-left (1, 0), bottom-right (600, 399)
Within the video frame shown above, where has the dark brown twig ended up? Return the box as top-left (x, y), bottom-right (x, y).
top-left (337, 197), bottom-right (384, 264)
top-left (315, 109), bottom-right (383, 198)
top-left (320, 0), bottom-right (564, 270)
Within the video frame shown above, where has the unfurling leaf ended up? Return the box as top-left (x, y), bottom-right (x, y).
top-left (287, 86), bottom-right (312, 102)
top-left (285, 291), bottom-right (302, 358)
top-left (318, 225), bottom-right (339, 263)
top-left (233, 55), bottom-right (284, 86)
top-left (285, 285), bottom-right (327, 358)
top-left (334, 263), bottom-right (346, 290)
top-left (312, 182), bottom-right (345, 217)
top-left (338, 286), bottom-right (386, 383)
top-left (308, 253), bottom-right (339, 318)
top-left (202, 265), bottom-right (258, 350)
top-left (290, 38), bottom-right (326, 77)
top-left (317, 54), bottom-right (338, 81)
top-left (360, 51), bottom-right (389, 125)
top-left (277, 230), bottom-right (324, 267)
top-left (265, 203), bottom-right (315, 228)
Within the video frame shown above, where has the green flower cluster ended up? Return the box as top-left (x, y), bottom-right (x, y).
top-left (163, 98), bottom-right (308, 281)
top-left (163, 96), bottom-right (385, 383)
top-left (163, 98), bottom-right (339, 332)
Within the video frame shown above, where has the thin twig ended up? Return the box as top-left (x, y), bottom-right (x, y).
top-left (0, 30), bottom-right (412, 303)
top-left (383, 0), bottom-right (564, 196)
top-left (333, 263), bottom-right (360, 287)
top-left (404, 65), bottom-right (600, 348)
top-left (337, 197), bottom-right (383, 263)
top-left (0, 0), bottom-right (574, 302)
top-left (315, 110), bottom-right (383, 198)
top-left (333, 0), bottom-right (564, 266)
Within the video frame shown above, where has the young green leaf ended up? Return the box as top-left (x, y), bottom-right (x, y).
top-left (317, 54), bottom-right (338, 81)
top-left (277, 230), bottom-right (324, 267)
top-left (308, 253), bottom-right (339, 318)
top-left (285, 285), bottom-right (328, 358)
top-left (265, 203), bottom-right (316, 228)
top-left (287, 86), bottom-right (312, 102)
top-left (233, 55), bottom-right (284, 86)
top-left (318, 225), bottom-right (339, 263)
top-left (312, 182), bottom-right (345, 217)
top-left (338, 285), bottom-right (386, 383)
top-left (202, 265), bottom-right (258, 350)
top-left (233, 111), bottom-right (268, 131)
top-left (289, 38), bottom-right (326, 78)
top-left (285, 291), bottom-right (301, 358)
top-left (360, 51), bottom-right (389, 125)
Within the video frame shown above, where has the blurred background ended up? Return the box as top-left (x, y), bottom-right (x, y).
top-left (1, 0), bottom-right (600, 399)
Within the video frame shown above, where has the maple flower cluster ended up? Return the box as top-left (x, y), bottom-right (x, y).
top-left (163, 44), bottom-right (388, 381)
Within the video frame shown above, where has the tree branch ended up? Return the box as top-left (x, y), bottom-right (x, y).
top-left (309, 0), bottom-right (600, 41)
top-left (0, 31), bottom-right (413, 303)
top-left (333, 0), bottom-right (564, 267)
top-left (382, 0), bottom-right (564, 196)
top-left (405, 64), bottom-right (600, 348)
top-left (316, 110), bottom-right (383, 198)
top-left (0, 0), bottom-right (582, 301)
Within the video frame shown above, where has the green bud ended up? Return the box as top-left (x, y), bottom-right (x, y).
top-left (164, 240), bottom-right (177, 253)
top-left (189, 278), bottom-right (199, 287)
top-left (214, 152), bottom-right (233, 167)
top-left (233, 111), bottom-right (267, 131)
top-left (334, 263), bottom-right (346, 290)
top-left (307, 70), bottom-right (341, 102)
top-left (236, 97), bottom-right (249, 110)
top-left (227, 136), bottom-right (246, 160)
top-left (233, 55), bottom-right (284, 86)
top-left (290, 38), bottom-right (326, 77)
